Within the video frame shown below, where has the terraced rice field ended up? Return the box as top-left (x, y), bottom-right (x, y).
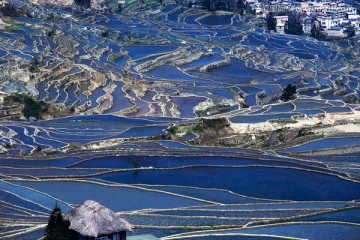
top-left (0, 115), bottom-right (359, 239)
top-left (0, 0), bottom-right (359, 120)
top-left (0, 0), bottom-right (359, 239)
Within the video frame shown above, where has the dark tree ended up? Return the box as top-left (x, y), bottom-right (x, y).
top-left (21, 97), bottom-right (48, 119)
top-left (195, 0), bottom-right (248, 13)
top-left (46, 26), bottom-right (57, 37)
top-left (311, 19), bottom-right (325, 40)
top-left (285, 12), bottom-right (304, 35)
top-left (74, 0), bottom-right (91, 9)
top-left (3, 143), bottom-right (12, 149)
top-left (237, 0), bottom-right (245, 11)
top-left (4, 94), bottom-right (49, 119)
top-left (29, 56), bottom-right (41, 73)
top-left (45, 204), bottom-right (72, 240)
top-left (245, 2), bottom-right (254, 14)
top-left (280, 84), bottom-right (297, 102)
top-left (344, 24), bottom-right (355, 37)
top-left (34, 145), bottom-right (42, 152)
top-left (266, 12), bottom-right (277, 31)
top-left (101, 29), bottom-right (109, 38)
top-left (46, 13), bottom-right (55, 21)
top-left (0, 3), bottom-right (32, 18)
top-left (197, 0), bottom-right (211, 10)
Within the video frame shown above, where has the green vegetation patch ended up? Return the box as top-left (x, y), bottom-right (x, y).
top-left (3, 19), bottom-right (22, 32)
top-left (28, 57), bottom-right (40, 73)
top-left (191, 118), bottom-right (229, 134)
top-left (202, 118), bottom-right (228, 132)
top-left (254, 21), bottom-right (264, 28)
top-left (296, 128), bottom-right (314, 138)
top-left (4, 93), bottom-right (49, 119)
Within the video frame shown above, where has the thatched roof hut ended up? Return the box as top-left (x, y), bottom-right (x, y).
top-left (65, 200), bottom-right (133, 240)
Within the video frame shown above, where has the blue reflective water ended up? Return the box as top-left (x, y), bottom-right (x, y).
top-left (124, 45), bottom-right (177, 59)
top-left (70, 155), bottom-right (308, 169)
top-left (0, 157), bottom-right (80, 168)
top-left (301, 209), bottom-right (360, 224)
top-left (0, 49), bottom-right (7, 58)
top-left (210, 58), bottom-right (265, 78)
top-left (281, 137), bottom-right (360, 152)
top-left (223, 223), bottom-right (360, 240)
top-left (199, 15), bottom-right (233, 26)
top-left (114, 125), bottom-right (166, 138)
top-left (0, 181), bottom-right (70, 211)
top-left (15, 181), bottom-right (205, 212)
top-left (147, 65), bottom-right (199, 81)
top-left (97, 166), bottom-right (360, 201)
top-left (172, 96), bottom-right (206, 118)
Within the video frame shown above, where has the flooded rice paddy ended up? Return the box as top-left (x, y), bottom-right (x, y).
top-left (0, 1), bottom-right (359, 239)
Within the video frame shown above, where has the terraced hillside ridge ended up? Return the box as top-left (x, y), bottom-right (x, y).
top-left (0, 0), bottom-right (359, 240)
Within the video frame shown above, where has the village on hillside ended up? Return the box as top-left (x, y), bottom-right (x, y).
top-left (176, 0), bottom-right (360, 38)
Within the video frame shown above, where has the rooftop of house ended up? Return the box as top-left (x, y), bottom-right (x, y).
top-left (65, 200), bottom-right (133, 238)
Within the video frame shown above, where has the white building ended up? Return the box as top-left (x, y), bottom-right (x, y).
top-left (274, 15), bottom-right (288, 34)
top-left (255, 7), bottom-right (266, 18)
top-left (348, 14), bottom-right (360, 21)
top-left (318, 15), bottom-right (344, 30)
top-left (303, 17), bottom-right (313, 34)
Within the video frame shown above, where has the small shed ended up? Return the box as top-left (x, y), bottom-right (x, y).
top-left (65, 200), bottom-right (133, 240)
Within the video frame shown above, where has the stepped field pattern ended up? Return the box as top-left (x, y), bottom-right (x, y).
top-left (0, 0), bottom-right (360, 239)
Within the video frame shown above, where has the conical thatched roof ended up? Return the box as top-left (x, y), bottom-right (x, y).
top-left (65, 200), bottom-right (133, 237)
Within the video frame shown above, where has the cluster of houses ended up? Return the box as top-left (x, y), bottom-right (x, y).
top-left (175, 0), bottom-right (359, 38)
top-left (251, 0), bottom-right (360, 37)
